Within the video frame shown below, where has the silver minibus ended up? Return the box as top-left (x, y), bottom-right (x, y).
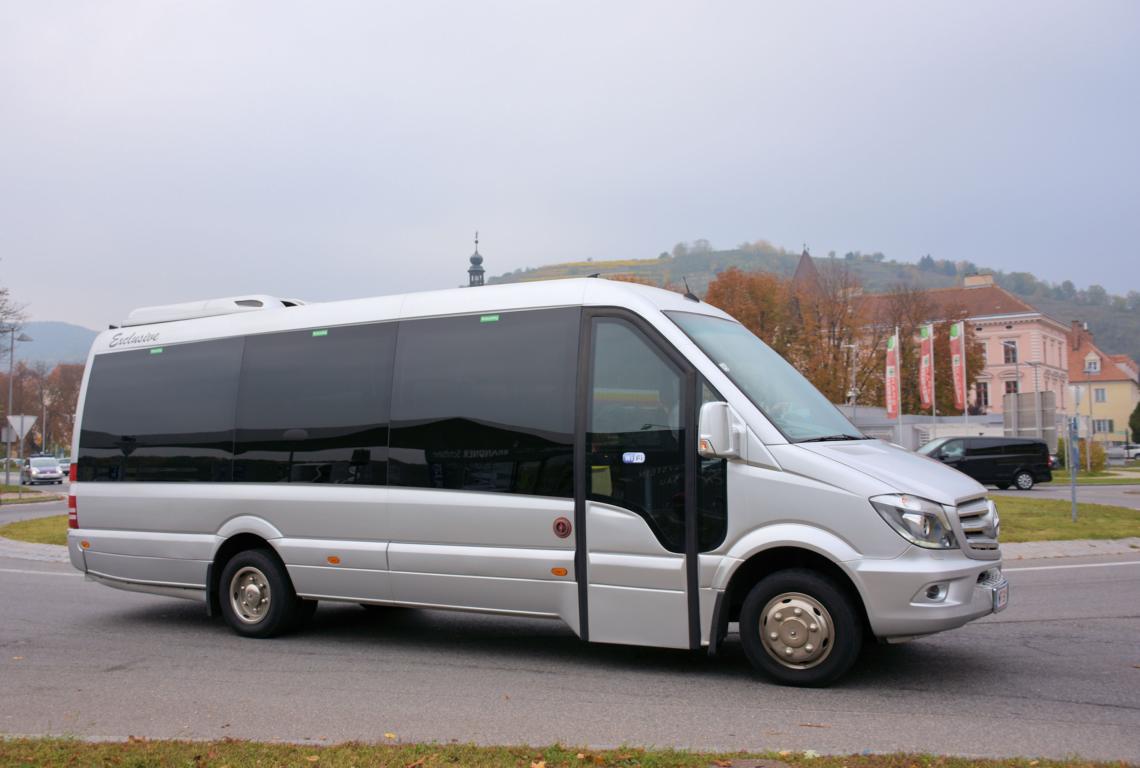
top-left (68, 278), bottom-right (1006, 686)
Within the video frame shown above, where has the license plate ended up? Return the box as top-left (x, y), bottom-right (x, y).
top-left (992, 581), bottom-right (1009, 612)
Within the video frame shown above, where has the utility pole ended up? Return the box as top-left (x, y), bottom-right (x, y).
top-left (4, 329), bottom-right (34, 488)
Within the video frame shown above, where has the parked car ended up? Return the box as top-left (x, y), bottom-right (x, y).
top-left (20, 456), bottom-right (65, 485)
top-left (918, 436), bottom-right (1052, 490)
top-left (1122, 444), bottom-right (1140, 461)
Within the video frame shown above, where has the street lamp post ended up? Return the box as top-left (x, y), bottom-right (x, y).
top-left (1004, 340), bottom-right (1020, 437)
top-left (841, 342), bottom-right (859, 419)
top-left (4, 329), bottom-right (34, 488)
top-left (1027, 360), bottom-right (1043, 439)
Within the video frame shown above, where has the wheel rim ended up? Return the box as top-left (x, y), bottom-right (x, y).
top-left (229, 566), bottom-right (272, 624)
top-left (759, 592), bottom-right (834, 669)
top-left (1017, 473), bottom-right (1032, 489)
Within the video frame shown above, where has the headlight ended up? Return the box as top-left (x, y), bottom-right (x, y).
top-left (871, 494), bottom-right (958, 549)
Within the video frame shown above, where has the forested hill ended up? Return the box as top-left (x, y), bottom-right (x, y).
top-left (486, 242), bottom-right (1140, 364)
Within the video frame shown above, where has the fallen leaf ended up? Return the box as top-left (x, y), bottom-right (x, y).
top-left (576, 754), bottom-right (586, 760)
top-left (778, 750), bottom-right (792, 757)
top-left (405, 759), bottom-right (426, 768)
top-left (712, 760), bottom-right (734, 767)
top-left (306, 757), bottom-right (319, 763)
top-left (531, 761), bottom-right (546, 768)
top-left (1029, 762), bottom-right (1040, 766)
top-left (384, 732), bottom-right (398, 741)
top-left (11, 656), bottom-right (23, 661)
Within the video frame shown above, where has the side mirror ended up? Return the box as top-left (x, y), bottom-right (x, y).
top-left (698, 401), bottom-right (743, 459)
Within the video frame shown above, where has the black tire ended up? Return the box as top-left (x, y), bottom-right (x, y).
top-left (739, 568), bottom-right (862, 687)
top-left (218, 548), bottom-right (300, 638)
top-left (1014, 471), bottom-right (1034, 491)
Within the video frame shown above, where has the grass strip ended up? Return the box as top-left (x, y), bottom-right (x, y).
top-left (0, 738), bottom-right (1128, 768)
top-left (0, 514), bottom-right (68, 544)
top-left (993, 496), bottom-right (1140, 542)
top-left (0, 494), bottom-right (64, 507)
top-left (1, 483), bottom-right (45, 494)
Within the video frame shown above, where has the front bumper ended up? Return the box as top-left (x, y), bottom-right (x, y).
top-left (851, 546), bottom-right (1007, 640)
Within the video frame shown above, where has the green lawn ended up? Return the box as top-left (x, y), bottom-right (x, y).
top-left (1, 483), bottom-right (43, 494)
top-left (994, 496), bottom-right (1140, 542)
top-left (0, 739), bottom-right (1122, 768)
top-left (0, 514), bottom-right (68, 545)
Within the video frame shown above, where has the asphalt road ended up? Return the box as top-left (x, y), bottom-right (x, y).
top-left (1, 542), bottom-right (1137, 760)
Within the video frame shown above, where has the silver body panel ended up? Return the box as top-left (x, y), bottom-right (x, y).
top-left (70, 278), bottom-right (1003, 649)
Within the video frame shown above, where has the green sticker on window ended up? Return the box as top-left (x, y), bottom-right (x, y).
top-left (312, 329), bottom-right (329, 337)
top-left (149, 347), bottom-right (164, 355)
top-left (479, 314), bottom-right (500, 324)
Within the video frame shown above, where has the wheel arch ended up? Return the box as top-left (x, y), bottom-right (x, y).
top-left (715, 544), bottom-right (873, 650)
top-left (206, 524), bottom-right (286, 617)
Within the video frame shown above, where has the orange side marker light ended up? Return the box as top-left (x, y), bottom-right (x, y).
top-left (551, 567), bottom-right (568, 577)
top-left (327, 556), bottom-right (341, 565)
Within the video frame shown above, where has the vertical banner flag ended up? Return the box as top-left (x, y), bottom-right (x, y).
top-left (919, 324), bottom-right (934, 410)
top-left (885, 331), bottom-right (900, 419)
top-left (949, 321), bottom-right (966, 411)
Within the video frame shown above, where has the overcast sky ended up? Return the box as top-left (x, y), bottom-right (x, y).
top-left (2, 1), bottom-right (1137, 329)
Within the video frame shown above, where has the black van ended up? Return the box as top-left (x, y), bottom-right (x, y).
top-left (918, 436), bottom-right (1053, 490)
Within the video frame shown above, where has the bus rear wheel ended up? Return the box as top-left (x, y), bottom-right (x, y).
top-left (218, 549), bottom-right (300, 638)
top-left (739, 568), bottom-right (862, 687)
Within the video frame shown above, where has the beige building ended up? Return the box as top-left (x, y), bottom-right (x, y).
top-left (922, 274), bottom-right (1071, 417)
top-left (1067, 321), bottom-right (1140, 446)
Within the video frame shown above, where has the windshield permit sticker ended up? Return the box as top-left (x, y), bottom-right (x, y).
top-left (480, 314), bottom-right (500, 323)
top-left (622, 452), bottom-right (646, 464)
top-left (149, 347), bottom-right (164, 355)
top-left (312, 329), bottom-right (329, 337)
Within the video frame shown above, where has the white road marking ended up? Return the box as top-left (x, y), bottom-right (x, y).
top-left (0, 567), bottom-right (79, 577)
top-left (1005, 561), bottom-right (1140, 573)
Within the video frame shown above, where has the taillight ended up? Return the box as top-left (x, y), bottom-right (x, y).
top-left (69, 463), bottom-right (77, 482)
top-left (68, 494), bottom-right (78, 529)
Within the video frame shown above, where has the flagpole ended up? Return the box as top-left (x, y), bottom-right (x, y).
top-left (962, 321), bottom-right (969, 432)
top-left (931, 325), bottom-right (937, 441)
top-left (896, 325), bottom-right (902, 446)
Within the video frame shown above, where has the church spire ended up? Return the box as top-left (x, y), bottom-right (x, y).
top-left (467, 231), bottom-right (485, 287)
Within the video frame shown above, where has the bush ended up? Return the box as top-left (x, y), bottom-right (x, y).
top-left (1078, 439), bottom-right (1107, 472)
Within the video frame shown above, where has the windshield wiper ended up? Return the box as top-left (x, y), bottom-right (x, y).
top-left (798, 434), bottom-right (867, 443)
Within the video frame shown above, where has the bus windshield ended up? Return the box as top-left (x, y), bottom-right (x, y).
top-left (667, 312), bottom-right (865, 443)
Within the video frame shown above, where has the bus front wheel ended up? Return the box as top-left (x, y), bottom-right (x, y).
top-left (738, 568), bottom-right (862, 687)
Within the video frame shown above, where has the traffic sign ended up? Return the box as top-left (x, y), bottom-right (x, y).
top-left (6, 415), bottom-right (36, 440)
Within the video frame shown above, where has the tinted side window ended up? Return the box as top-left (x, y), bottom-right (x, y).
top-left (77, 338), bottom-right (244, 482)
top-left (234, 323), bottom-right (396, 485)
top-left (389, 308), bottom-right (579, 497)
top-left (967, 439), bottom-right (1003, 457)
top-left (588, 318), bottom-right (685, 552)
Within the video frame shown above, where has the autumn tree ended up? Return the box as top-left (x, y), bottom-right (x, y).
top-left (45, 363), bottom-right (84, 453)
top-left (789, 261), bottom-right (882, 404)
top-left (705, 267), bottom-right (792, 357)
